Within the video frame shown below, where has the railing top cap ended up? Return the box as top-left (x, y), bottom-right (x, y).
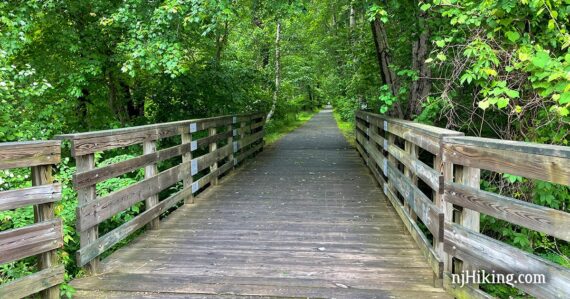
top-left (54, 112), bottom-right (263, 141)
top-left (444, 136), bottom-right (570, 159)
top-left (357, 110), bottom-right (463, 138)
top-left (0, 140), bottom-right (60, 148)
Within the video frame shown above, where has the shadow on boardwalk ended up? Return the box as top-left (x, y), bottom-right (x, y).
top-left (72, 109), bottom-right (450, 298)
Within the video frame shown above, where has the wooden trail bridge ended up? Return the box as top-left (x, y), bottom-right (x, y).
top-left (1, 109), bottom-right (569, 298)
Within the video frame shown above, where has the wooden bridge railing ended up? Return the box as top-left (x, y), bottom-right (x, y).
top-left (355, 110), bottom-right (463, 287)
top-left (55, 112), bottom-right (265, 273)
top-left (0, 141), bottom-right (63, 298)
top-left (356, 110), bottom-right (570, 298)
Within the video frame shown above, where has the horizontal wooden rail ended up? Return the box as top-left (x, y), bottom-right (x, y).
top-left (441, 136), bottom-right (570, 298)
top-left (0, 141), bottom-right (63, 299)
top-left (356, 111), bottom-right (463, 288)
top-left (356, 110), bottom-right (570, 298)
top-left (55, 112), bottom-right (265, 271)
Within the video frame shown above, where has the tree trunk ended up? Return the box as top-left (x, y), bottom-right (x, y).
top-left (215, 21), bottom-right (229, 64)
top-left (371, 17), bottom-right (403, 118)
top-left (349, 5), bottom-right (356, 28)
top-left (408, 7), bottom-right (431, 119)
top-left (267, 20), bottom-right (281, 121)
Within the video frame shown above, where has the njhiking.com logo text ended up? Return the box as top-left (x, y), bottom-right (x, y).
top-left (452, 270), bottom-right (546, 288)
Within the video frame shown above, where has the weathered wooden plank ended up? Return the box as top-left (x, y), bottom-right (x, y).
top-left (192, 144), bottom-right (232, 175)
top-left (76, 154), bottom-right (99, 273)
top-left (357, 111), bottom-right (461, 138)
top-left (0, 141), bottom-right (60, 169)
top-left (384, 185), bottom-right (443, 281)
top-left (445, 222), bottom-right (570, 298)
top-left (55, 114), bottom-right (237, 141)
top-left (195, 130), bottom-right (232, 149)
top-left (445, 136), bottom-right (570, 159)
top-left (0, 265), bottom-right (65, 299)
top-left (0, 218), bottom-right (63, 265)
top-left (445, 182), bottom-right (570, 242)
top-left (441, 141), bottom-right (570, 186)
top-left (191, 160), bottom-right (233, 194)
top-left (143, 140), bottom-right (159, 230)
top-left (361, 137), bottom-right (384, 168)
top-left (235, 130), bottom-right (264, 150)
top-left (31, 164), bottom-right (60, 299)
top-left (208, 127), bottom-right (219, 185)
top-left (68, 126), bottom-right (181, 157)
top-left (386, 162), bottom-right (443, 240)
top-left (73, 143), bottom-right (193, 190)
top-left (76, 187), bottom-right (193, 266)
top-left (235, 143), bottom-right (263, 164)
top-left (386, 144), bottom-right (441, 192)
top-left (76, 160), bottom-right (193, 231)
top-left (0, 183), bottom-right (61, 211)
top-left (181, 129), bottom-right (193, 204)
top-left (56, 114), bottom-right (258, 156)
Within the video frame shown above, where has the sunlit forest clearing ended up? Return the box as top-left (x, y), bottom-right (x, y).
top-left (1, 1), bottom-right (569, 298)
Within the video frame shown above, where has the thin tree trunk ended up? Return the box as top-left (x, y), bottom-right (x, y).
top-left (349, 5), bottom-right (356, 28)
top-left (408, 7), bottom-right (431, 119)
top-left (371, 17), bottom-right (404, 118)
top-left (267, 20), bottom-right (281, 121)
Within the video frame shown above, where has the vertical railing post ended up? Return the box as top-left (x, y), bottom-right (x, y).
top-left (228, 119), bottom-right (235, 170)
top-left (76, 153), bottom-right (99, 274)
top-left (181, 128), bottom-right (194, 204)
top-left (454, 165), bottom-right (481, 287)
top-left (434, 155), bottom-right (453, 285)
top-left (386, 133), bottom-right (396, 196)
top-left (143, 140), bottom-right (159, 229)
top-left (31, 164), bottom-right (60, 299)
top-left (404, 141), bottom-right (418, 221)
top-left (209, 127), bottom-right (219, 185)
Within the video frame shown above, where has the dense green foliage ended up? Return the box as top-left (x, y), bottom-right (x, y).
top-left (1, 0), bottom-right (569, 298)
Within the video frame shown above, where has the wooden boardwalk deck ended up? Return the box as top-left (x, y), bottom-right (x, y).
top-left (71, 109), bottom-right (450, 298)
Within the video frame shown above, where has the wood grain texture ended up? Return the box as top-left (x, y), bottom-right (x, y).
top-left (73, 143), bottom-right (193, 190)
top-left (56, 114), bottom-right (260, 156)
top-left (71, 109), bottom-right (450, 299)
top-left (445, 222), bottom-right (570, 298)
top-left (0, 218), bottom-right (63, 265)
top-left (0, 183), bottom-right (61, 211)
top-left (31, 164), bottom-right (61, 299)
top-left (445, 182), bottom-right (570, 242)
top-left (442, 141), bottom-right (570, 186)
top-left (143, 140), bottom-right (159, 230)
top-left (0, 141), bottom-right (60, 169)
top-left (386, 162), bottom-right (443, 240)
top-left (386, 143), bottom-right (440, 192)
top-left (76, 154), bottom-right (99, 273)
top-left (76, 187), bottom-right (193, 266)
top-left (0, 265), bottom-right (64, 299)
top-left (76, 159), bottom-right (193, 231)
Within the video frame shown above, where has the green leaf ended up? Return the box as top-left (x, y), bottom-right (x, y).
top-left (560, 92), bottom-right (570, 104)
top-left (420, 3), bottom-right (431, 11)
top-left (497, 97), bottom-right (509, 109)
top-left (531, 51), bottom-right (550, 69)
top-left (505, 89), bottom-right (519, 98)
top-left (436, 53), bottom-right (447, 61)
top-left (436, 40), bottom-right (445, 48)
top-left (505, 31), bottom-right (520, 42)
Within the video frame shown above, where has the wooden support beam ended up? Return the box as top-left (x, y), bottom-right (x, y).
top-left (143, 140), bottom-right (159, 230)
top-left (76, 154), bottom-right (99, 274)
top-left (209, 127), bottom-right (219, 186)
top-left (181, 130), bottom-right (193, 204)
